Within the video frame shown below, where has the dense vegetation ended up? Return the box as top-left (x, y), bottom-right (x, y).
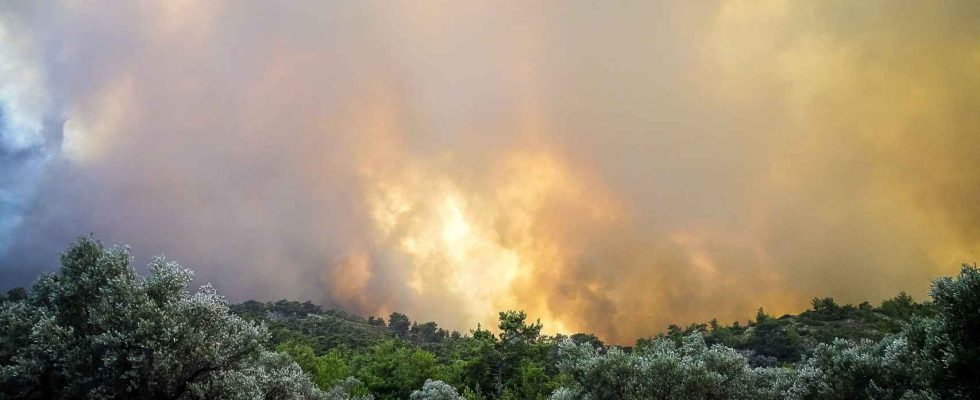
top-left (2, 237), bottom-right (978, 399)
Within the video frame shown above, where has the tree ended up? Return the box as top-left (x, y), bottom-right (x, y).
top-left (3, 287), bottom-right (27, 302)
top-left (440, 325), bottom-right (500, 398)
top-left (196, 350), bottom-right (334, 400)
top-left (748, 314), bottom-right (802, 362)
top-left (322, 377), bottom-right (374, 400)
top-left (367, 316), bottom-right (386, 328)
top-left (569, 333), bottom-right (604, 350)
top-left (918, 264), bottom-right (980, 397)
top-left (0, 237), bottom-right (325, 399)
top-left (786, 336), bottom-right (934, 399)
top-left (494, 311), bottom-right (551, 399)
top-left (810, 297), bottom-right (842, 319)
top-left (410, 321), bottom-right (446, 344)
top-left (388, 313), bottom-right (411, 339)
top-left (552, 333), bottom-right (788, 399)
top-left (351, 339), bottom-right (440, 400)
top-left (277, 341), bottom-right (352, 391)
top-left (879, 291), bottom-right (917, 319)
top-left (409, 379), bottom-right (464, 400)
top-left (549, 264), bottom-right (980, 400)
top-left (497, 310), bottom-right (541, 345)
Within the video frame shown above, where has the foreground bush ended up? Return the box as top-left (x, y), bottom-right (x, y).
top-left (0, 237), bottom-right (326, 400)
top-left (551, 333), bottom-right (792, 400)
top-left (409, 379), bottom-right (464, 400)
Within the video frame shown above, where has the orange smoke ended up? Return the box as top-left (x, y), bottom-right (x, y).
top-left (3, 1), bottom-right (979, 345)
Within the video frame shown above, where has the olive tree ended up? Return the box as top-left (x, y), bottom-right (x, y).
top-left (551, 333), bottom-right (789, 400)
top-left (923, 264), bottom-right (980, 398)
top-left (785, 337), bottom-right (935, 399)
top-left (551, 265), bottom-right (980, 399)
top-left (0, 237), bottom-right (325, 400)
top-left (408, 379), bottom-right (463, 400)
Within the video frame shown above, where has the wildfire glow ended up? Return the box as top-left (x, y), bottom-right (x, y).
top-left (3, 0), bottom-right (979, 345)
top-left (353, 127), bottom-right (625, 333)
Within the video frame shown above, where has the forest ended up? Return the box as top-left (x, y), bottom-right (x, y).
top-left (1, 237), bottom-right (978, 399)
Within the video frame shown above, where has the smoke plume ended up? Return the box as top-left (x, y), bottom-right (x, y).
top-left (1, 1), bottom-right (979, 343)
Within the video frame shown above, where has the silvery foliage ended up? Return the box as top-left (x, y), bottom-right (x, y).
top-left (550, 332), bottom-right (937, 400)
top-left (781, 265), bottom-right (980, 399)
top-left (408, 379), bottom-right (464, 400)
top-left (924, 264), bottom-right (980, 398)
top-left (786, 336), bottom-right (936, 400)
top-left (551, 333), bottom-right (789, 400)
top-left (550, 265), bottom-right (980, 399)
top-left (191, 351), bottom-right (328, 400)
top-left (323, 377), bottom-right (374, 400)
top-left (0, 237), bottom-right (325, 399)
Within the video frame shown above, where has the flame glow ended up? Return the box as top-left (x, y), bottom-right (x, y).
top-left (2, 0), bottom-right (980, 344)
top-left (356, 133), bottom-right (624, 332)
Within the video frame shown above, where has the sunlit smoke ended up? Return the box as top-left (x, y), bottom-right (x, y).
top-left (1, 1), bottom-right (979, 343)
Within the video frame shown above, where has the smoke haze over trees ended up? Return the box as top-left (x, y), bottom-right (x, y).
top-left (3, 0), bottom-right (979, 397)
top-left (2, 1), bottom-right (980, 343)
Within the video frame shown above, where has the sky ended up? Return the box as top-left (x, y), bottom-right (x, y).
top-left (1, 0), bottom-right (979, 343)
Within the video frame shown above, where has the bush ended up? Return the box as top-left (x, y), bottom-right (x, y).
top-left (410, 379), bottom-right (464, 400)
top-left (0, 237), bottom-right (325, 400)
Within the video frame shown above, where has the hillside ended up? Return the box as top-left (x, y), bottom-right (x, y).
top-left (2, 238), bottom-right (977, 399)
top-left (229, 291), bottom-right (933, 369)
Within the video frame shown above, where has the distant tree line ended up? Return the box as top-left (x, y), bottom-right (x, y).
top-left (2, 237), bottom-right (978, 399)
